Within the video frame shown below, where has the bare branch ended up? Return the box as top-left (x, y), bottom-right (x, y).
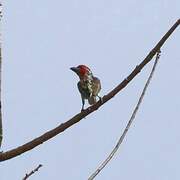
top-left (0, 19), bottom-right (179, 162)
top-left (0, 2), bottom-right (2, 18)
top-left (88, 50), bottom-right (161, 180)
top-left (22, 164), bottom-right (43, 180)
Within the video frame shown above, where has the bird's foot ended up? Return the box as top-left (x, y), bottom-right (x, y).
top-left (98, 96), bottom-right (103, 103)
top-left (81, 108), bottom-right (87, 119)
top-left (81, 108), bottom-right (85, 112)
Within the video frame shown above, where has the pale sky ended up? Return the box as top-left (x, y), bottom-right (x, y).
top-left (1, 0), bottom-right (180, 179)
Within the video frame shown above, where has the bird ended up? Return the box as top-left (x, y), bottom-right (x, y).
top-left (70, 65), bottom-right (101, 111)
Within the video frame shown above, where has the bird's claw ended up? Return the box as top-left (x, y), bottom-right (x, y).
top-left (98, 96), bottom-right (103, 103)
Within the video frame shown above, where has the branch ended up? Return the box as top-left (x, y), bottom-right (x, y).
top-left (88, 50), bottom-right (161, 180)
top-left (22, 164), bottom-right (43, 180)
top-left (0, 2), bottom-right (2, 18)
top-left (0, 19), bottom-right (179, 162)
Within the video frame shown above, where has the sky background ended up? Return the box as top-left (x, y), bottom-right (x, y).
top-left (1, 0), bottom-right (180, 179)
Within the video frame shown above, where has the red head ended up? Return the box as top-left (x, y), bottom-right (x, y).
top-left (70, 65), bottom-right (92, 79)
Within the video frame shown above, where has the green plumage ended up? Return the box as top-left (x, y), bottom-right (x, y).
top-left (77, 80), bottom-right (93, 99)
top-left (77, 77), bottom-right (101, 110)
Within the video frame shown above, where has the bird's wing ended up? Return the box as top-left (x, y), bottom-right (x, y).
top-left (92, 77), bottom-right (101, 96)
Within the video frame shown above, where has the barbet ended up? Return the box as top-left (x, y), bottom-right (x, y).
top-left (70, 65), bottom-right (101, 111)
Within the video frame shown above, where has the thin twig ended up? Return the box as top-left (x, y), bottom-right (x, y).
top-left (22, 164), bottom-right (43, 180)
top-left (88, 50), bottom-right (161, 180)
top-left (0, 2), bottom-right (2, 18)
top-left (0, 20), bottom-right (179, 162)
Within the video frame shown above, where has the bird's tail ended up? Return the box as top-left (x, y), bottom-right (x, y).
top-left (88, 96), bottom-right (97, 105)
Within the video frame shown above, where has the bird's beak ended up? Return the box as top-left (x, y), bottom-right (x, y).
top-left (70, 67), bottom-right (79, 73)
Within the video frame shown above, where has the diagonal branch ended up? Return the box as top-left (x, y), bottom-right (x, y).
top-left (0, 19), bottom-right (179, 162)
top-left (22, 164), bottom-right (43, 180)
top-left (88, 50), bottom-right (161, 180)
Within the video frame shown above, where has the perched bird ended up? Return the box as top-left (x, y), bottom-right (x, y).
top-left (70, 65), bottom-right (101, 111)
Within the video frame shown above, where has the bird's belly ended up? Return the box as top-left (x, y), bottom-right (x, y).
top-left (79, 88), bottom-right (92, 99)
